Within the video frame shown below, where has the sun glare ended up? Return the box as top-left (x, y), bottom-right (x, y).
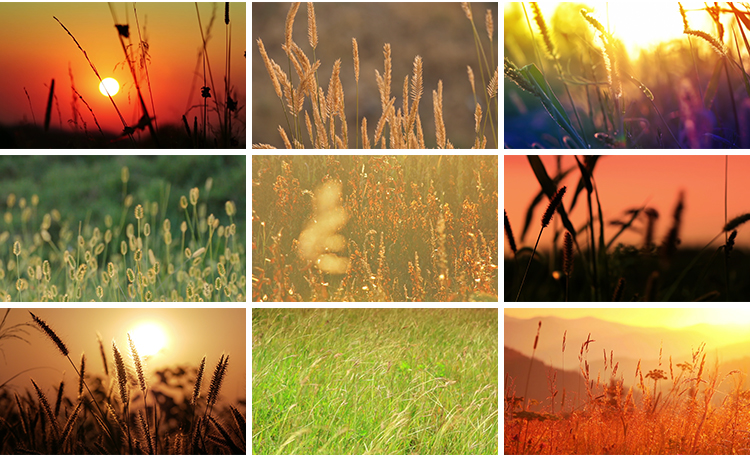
top-left (513, 1), bottom-right (714, 58)
top-left (129, 322), bottom-right (167, 357)
top-left (99, 77), bottom-right (120, 97)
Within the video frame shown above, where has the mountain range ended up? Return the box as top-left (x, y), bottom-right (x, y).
top-left (505, 314), bottom-right (750, 411)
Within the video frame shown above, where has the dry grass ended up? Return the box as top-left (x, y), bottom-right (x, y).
top-left (252, 155), bottom-right (498, 302)
top-left (505, 329), bottom-right (750, 455)
top-left (253, 2), bottom-right (497, 148)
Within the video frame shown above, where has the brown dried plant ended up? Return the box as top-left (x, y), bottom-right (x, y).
top-left (254, 2), bottom-right (497, 148)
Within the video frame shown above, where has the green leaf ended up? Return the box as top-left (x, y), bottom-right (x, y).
top-left (521, 64), bottom-right (572, 127)
top-left (519, 64), bottom-right (588, 148)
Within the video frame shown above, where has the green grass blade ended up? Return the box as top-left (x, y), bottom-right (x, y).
top-left (520, 64), bottom-right (588, 148)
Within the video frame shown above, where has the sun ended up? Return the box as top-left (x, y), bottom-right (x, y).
top-left (99, 77), bottom-right (120, 97)
top-left (516, 2), bottom-right (715, 58)
top-left (129, 322), bottom-right (168, 357)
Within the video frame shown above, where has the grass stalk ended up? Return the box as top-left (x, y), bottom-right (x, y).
top-left (516, 186), bottom-right (566, 302)
top-left (29, 312), bottom-right (114, 445)
top-left (53, 16), bottom-right (135, 145)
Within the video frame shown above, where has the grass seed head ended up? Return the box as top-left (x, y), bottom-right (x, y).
top-left (542, 186), bottom-right (566, 228)
top-left (307, 2), bottom-right (317, 49)
top-left (531, 2), bottom-right (557, 60)
top-left (723, 213), bottom-right (750, 231)
top-left (112, 340), bottom-right (129, 405)
top-left (207, 353), bottom-right (229, 408)
top-left (563, 231), bottom-right (573, 276)
top-left (29, 311), bottom-right (69, 356)
top-left (192, 355), bottom-right (206, 405)
top-left (285, 2), bottom-right (301, 53)
top-left (128, 333), bottom-right (148, 393)
top-left (486, 8), bottom-right (493, 40)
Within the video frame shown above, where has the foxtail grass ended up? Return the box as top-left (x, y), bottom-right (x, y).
top-left (206, 353), bottom-right (229, 418)
top-left (563, 231), bottom-right (573, 301)
top-left (516, 186), bottom-right (566, 302)
top-left (192, 355), bottom-right (206, 406)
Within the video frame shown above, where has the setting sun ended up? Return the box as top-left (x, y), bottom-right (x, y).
top-left (98, 77), bottom-right (119, 97)
top-left (128, 321), bottom-right (167, 357)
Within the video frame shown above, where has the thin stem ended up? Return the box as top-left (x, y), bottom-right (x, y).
top-left (516, 227), bottom-right (544, 302)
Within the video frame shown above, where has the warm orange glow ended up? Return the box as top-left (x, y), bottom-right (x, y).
top-left (128, 321), bottom-right (167, 357)
top-left (99, 77), bottom-right (119, 97)
top-left (506, 308), bottom-right (750, 332)
top-left (507, 1), bottom-right (714, 57)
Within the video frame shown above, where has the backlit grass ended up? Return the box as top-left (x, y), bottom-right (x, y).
top-left (0, 157), bottom-right (245, 302)
top-left (252, 155), bottom-right (498, 302)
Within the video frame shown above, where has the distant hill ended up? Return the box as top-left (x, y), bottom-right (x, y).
top-left (505, 346), bottom-right (595, 413)
top-left (505, 314), bottom-right (750, 409)
top-left (503, 315), bottom-right (727, 368)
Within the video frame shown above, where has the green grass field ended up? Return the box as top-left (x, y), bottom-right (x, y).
top-left (0, 155), bottom-right (245, 302)
top-left (252, 308), bottom-right (498, 454)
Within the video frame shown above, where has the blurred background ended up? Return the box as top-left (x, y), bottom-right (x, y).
top-left (252, 2), bottom-right (498, 148)
top-left (0, 155), bottom-right (245, 239)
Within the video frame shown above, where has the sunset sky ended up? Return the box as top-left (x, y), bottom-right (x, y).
top-left (505, 307), bottom-right (750, 330)
top-left (0, 2), bottom-right (246, 134)
top-left (504, 155), bottom-right (750, 255)
top-left (505, 2), bottom-right (713, 58)
top-left (0, 308), bottom-right (245, 406)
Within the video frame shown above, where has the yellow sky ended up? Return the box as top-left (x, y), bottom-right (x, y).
top-left (505, 1), bottom-right (714, 58)
top-left (0, 308), bottom-right (246, 405)
top-left (505, 308), bottom-right (750, 329)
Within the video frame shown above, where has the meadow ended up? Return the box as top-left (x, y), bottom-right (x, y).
top-left (0, 310), bottom-right (245, 454)
top-left (252, 308), bottom-right (498, 455)
top-left (504, 2), bottom-right (750, 148)
top-left (253, 2), bottom-right (498, 149)
top-left (505, 155), bottom-right (750, 302)
top-left (0, 156), bottom-right (245, 302)
top-left (252, 155), bottom-right (498, 302)
top-left (505, 321), bottom-right (750, 455)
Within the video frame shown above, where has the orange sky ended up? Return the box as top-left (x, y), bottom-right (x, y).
top-left (504, 155), bottom-right (750, 255)
top-left (0, 308), bottom-right (246, 406)
top-left (0, 2), bottom-right (245, 134)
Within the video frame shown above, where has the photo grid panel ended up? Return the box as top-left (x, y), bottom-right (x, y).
top-left (0, 0), bottom-right (249, 456)
top-left (251, 154), bottom-right (500, 455)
